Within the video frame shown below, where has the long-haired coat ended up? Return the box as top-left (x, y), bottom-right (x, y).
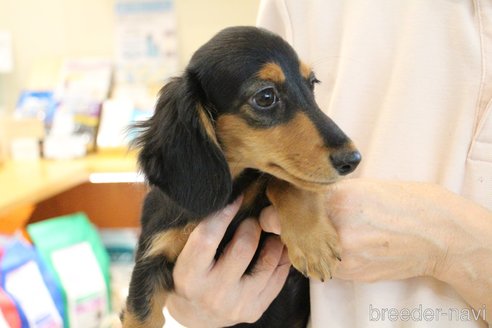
top-left (123, 26), bottom-right (361, 328)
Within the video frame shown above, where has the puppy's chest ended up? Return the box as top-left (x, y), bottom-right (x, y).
top-left (215, 172), bottom-right (272, 265)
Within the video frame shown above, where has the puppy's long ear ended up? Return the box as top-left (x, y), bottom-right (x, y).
top-left (133, 76), bottom-right (232, 216)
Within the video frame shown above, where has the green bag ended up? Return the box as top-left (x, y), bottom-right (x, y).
top-left (28, 212), bottom-right (111, 328)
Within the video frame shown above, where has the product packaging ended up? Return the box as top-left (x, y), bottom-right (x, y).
top-left (0, 238), bottom-right (64, 328)
top-left (28, 213), bottom-right (111, 328)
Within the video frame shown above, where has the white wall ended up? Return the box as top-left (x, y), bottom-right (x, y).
top-left (0, 0), bottom-right (260, 112)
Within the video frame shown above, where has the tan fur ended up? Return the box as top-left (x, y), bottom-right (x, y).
top-left (123, 291), bottom-right (167, 328)
top-left (257, 62), bottom-right (286, 83)
top-left (240, 176), bottom-right (268, 208)
top-left (266, 178), bottom-right (341, 281)
top-left (300, 62), bottom-right (312, 79)
top-left (144, 222), bottom-right (198, 262)
top-left (197, 105), bottom-right (219, 146)
top-left (217, 112), bottom-right (345, 191)
top-left (124, 223), bottom-right (198, 328)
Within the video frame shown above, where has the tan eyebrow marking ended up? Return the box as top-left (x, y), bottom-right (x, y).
top-left (300, 61), bottom-right (312, 79)
top-left (258, 62), bottom-right (286, 83)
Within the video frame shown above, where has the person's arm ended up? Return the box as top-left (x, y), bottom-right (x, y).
top-left (416, 184), bottom-right (492, 320)
top-left (332, 180), bottom-right (492, 320)
top-left (261, 178), bottom-right (492, 323)
top-left (166, 198), bottom-right (291, 327)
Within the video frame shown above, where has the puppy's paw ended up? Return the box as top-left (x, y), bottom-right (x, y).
top-left (283, 223), bottom-right (341, 282)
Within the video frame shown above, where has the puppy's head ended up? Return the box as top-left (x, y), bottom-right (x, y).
top-left (135, 27), bottom-right (360, 216)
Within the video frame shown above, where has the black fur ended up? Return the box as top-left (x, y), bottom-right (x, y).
top-left (125, 26), bottom-right (357, 327)
top-left (133, 77), bottom-right (232, 217)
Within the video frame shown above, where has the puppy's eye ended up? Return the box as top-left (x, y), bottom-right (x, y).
top-left (252, 87), bottom-right (279, 109)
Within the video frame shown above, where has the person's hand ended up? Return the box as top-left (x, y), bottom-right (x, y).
top-left (323, 179), bottom-right (456, 281)
top-left (323, 178), bottom-right (492, 317)
top-left (166, 196), bottom-right (291, 328)
top-left (261, 178), bottom-right (492, 322)
top-left (259, 179), bottom-right (463, 282)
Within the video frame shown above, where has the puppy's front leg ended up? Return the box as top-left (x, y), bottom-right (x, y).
top-left (122, 223), bottom-right (197, 328)
top-left (267, 179), bottom-right (341, 281)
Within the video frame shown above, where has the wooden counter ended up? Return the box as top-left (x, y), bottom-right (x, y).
top-left (0, 151), bottom-right (144, 229)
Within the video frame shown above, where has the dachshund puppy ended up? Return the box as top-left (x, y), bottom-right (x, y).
top-left (123, 26), bottom-right (361, 328)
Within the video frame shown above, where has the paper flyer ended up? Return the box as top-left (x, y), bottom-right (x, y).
top-left (114, 0), bottom-right (178, 87)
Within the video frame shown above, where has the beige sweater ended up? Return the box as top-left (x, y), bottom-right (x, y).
top-left (258, 0), bottom-right (492, 327)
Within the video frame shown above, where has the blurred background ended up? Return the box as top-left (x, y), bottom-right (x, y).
top-left (0, 1), bottom-right (260, 327)
top-left (0, 0), bottom-right (260, 113)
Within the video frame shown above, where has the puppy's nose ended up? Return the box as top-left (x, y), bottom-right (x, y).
top-left (330, 150), bottom-right (361, 175)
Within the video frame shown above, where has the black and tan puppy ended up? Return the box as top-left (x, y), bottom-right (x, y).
top-left (123, 26), bottom-right (361, 328)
